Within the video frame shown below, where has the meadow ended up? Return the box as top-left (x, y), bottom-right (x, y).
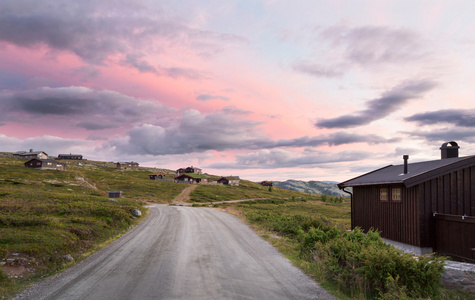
top-left (0, 155), bottom-right (185, 297)
top-left (0, 154), bottom-right (471, 299)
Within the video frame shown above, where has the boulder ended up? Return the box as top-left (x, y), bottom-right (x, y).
top-left (131, 209), bottom-right (142, 217)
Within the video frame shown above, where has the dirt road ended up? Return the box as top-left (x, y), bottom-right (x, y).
top-left (13, 205), bottom-right (334, 300)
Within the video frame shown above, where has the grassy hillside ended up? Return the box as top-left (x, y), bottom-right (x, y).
top-left (0, 154), bottom-right (187, 297)
top-left (189, 180), bottom-right (305, 202)
top-left (0, 154), bottom-right (309, 298)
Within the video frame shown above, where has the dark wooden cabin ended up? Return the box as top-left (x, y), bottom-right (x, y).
top-left (117, 161), bottom-right (139, 170)
top-left (24, 158), bottom-right (64, 170)
top-left (174, 174), bottom-right (208, 184)
top-left (58, 153), bottom-right (83, 160)
top-left (108, 191), bottom-right (122, 198)
top-left (175, 166), bottom-right (203, 176)
top-left (217, 177), bottom-right (240, 186)
top-left (338, 141), bottom-right (475, 263)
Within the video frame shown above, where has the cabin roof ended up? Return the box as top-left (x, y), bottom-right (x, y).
top-left (174, 174), bottom-right (208, 179)
top-left (338, 155), bottom-right (475, 188)
top-left (26, 158), bottom-right (62, 164)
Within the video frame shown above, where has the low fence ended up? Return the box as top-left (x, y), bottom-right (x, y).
top-left (434, 213), bottom-right (475, 263)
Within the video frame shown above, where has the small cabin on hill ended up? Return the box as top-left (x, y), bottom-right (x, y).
top-left (58, 153), bottom-right (83, 160)
top-left (24, 158), bottom-right (64, 170)
top-left (175, 166), bottom-right (202, 176)
top-left (14, 149), bottom-right (48, 160)
top-left (108, 191), bottom-right (122, 198)
top-left (149, 174), bottom-right (166, 180)
top-left (338, 141), bottom-right (475, 263)
top-left (174, 174), bottom-right (208, 184)
top-left (217, 177), bottom-right (240, 186)
top-left (117, 161), bottom-right (139, 170)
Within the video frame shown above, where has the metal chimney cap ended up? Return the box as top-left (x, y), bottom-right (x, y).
top-left (440, 141), bottom-right (460, 150)
top-left (440, 141), bottom-right (460, 159)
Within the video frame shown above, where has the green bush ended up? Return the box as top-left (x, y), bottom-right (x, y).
top-left (0, 266), bottom-right (8, 282)
top-left (304, 227), bottom-right (445, 298)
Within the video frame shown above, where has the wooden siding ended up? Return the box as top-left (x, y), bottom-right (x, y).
top-left (434, 213), bottom-right (475, 263)
top-left (419, 166), bottom-right (475, 216)
top-left (417, 166), bottom-right (475, 249)
top-left (353, 185), bottom-right (420, 246)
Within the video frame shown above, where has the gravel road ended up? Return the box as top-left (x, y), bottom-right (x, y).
top-left (12, 205), bottom-right (334, 300)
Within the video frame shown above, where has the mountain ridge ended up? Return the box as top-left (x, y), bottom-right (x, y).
top-left (273, 179), bottom-right (349, 197)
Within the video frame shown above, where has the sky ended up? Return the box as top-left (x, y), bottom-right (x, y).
top-left (1, 0), bottom-right (475, 182)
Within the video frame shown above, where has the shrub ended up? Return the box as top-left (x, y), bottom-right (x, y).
top-left (0, 266), bottom-right (8, 282)
top-left (307, 227), bottom-right (445, 298)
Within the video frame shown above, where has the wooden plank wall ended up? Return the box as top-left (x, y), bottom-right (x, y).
top-left (418, 166), bottom-right (475, 248)
top-left (420, 166), bottom-right (475, 216)
top-left (434, 214), bottom-right (475, 263)
top-left (353, 185), bottom-right (420, 246)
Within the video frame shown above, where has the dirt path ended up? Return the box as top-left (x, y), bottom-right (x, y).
top-left (172, 185), bottom-right (198, 204)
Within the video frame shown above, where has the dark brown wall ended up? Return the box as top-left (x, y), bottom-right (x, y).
top-left (418, 165), bottom-right (475, 247)
top-left (353, 185), bottom-right (421, 246)
top-left (419, 166), bottom-right (475, 217)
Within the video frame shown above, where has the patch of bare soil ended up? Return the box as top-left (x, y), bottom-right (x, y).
top-left (1, 254), bottom-right (37, 279)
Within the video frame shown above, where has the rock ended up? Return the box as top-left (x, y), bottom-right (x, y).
top-left (63, 254), bottom-right (74, 261)
top-left (131, 209), bottom-right (142, 217)
top-left (442, 261), bottom-right (475, 294)
top-left (107, 198), bottom-right (119, 203)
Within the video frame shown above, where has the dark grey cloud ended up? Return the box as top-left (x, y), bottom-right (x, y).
top-left (206, 149), bottom-right (372, 169)
top-left (196, 94), bottom-right (230, 101)
top-left (125, 54), bottom-right (159, 74)
top-left (107, 109), bottom-right (267, 155)
top-left (0, 86), bottom-right (175, 129)
top-left (270, 131), bottom-right (399, 148)
top-left (222, 105), bottom-right (250, 115)
top-left (404, 128), bottom-right (475, 143)
top-left (293, 60), bottom-right (344, 78)
top-left (0, 133), bottom-right (93, 154)
top-left (0, 1), bottom-right (246, 71)
top-left (107, 108), bottom-right (398, 157)
top-left (405, 109), bottom-right (475, 127)
top-left (124, 54), bottom-right (204, 79)
top-left (316, 79), bottom-right (437, 129)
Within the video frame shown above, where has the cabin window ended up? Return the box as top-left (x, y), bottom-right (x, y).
top-left (379, 188), bottom-right (388, 201)
top-left (391, 188), bottom-right (401, 202)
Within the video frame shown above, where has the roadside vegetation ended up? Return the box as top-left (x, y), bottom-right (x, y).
top-left (212, 197), bottom-right (472, 299)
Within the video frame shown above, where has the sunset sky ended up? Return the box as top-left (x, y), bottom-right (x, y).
top-left (1, 1), bottom-right (475, 182)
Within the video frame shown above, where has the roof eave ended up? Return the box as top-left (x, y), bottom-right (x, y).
top-left (337, 165), bottom-right (394, 189)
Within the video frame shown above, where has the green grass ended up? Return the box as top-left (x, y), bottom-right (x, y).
top-left (189, 180), bottom-right (304, 202)
top-left (0, 155), bottom-right (185, 298)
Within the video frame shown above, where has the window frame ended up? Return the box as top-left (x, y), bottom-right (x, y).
top-left (379, 187), bottom-right (388, 202)
top-left (391, 187), bottom-right (402, 202)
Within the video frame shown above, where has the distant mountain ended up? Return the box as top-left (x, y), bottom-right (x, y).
top-left (273, 180), bottom-right (350, 197)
